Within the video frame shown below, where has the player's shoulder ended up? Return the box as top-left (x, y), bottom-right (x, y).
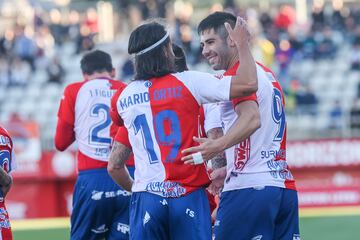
top-left (63, 81), bottom-right (86, 94)
top-left (256, 62), bottom-right (277, 80)
top-left (173, 70), bottom-right (210, 79)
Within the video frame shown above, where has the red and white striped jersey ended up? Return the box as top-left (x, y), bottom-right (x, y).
top-left (219, 62), bottom-right (296, 191)
top-left (112, 71), bottom-right (232, 197)
top-left (0, 126), bottom-right (16, 174)
top-left (57, 78), bottom-right (125, 171)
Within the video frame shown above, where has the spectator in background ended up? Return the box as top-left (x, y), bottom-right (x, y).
top-left (315, 27), bottom-right (337, 60)
top-left (13, 26), bottom-right (37, 72)
top-left (295, 85), bottom-right (318, 116)
top-left (275, 39), bottom-right (294, 85)
top-left (9, 57), bottom-right (31, 87)
top-left (328, 100), bottom-right (343, 130)
top-left (350, 99), bottom-right (360, 130)
top-left (49, 9), bottom-right (66, 46)
top-left (274, 5), bottom-right (295, 33)
top-left (302, 32), bottom-right (317, 59)
top-left (0, 57), bottom-right (9, 87)
top-left (46, 57), bottom-right (65, 84)
top-left (76, 25), bottom-right (95, 54)
top-left (312, 3), bottom-right (325, 31)
top-left (0, 29), bottom-right (14, 58)
top-left (351, 34), bottom-right (360, 70)
top-left (120, 57), bottom-right (134, 81)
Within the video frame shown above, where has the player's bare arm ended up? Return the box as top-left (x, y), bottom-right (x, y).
top-left (0, 168), bottom-right (12, 197)
top-left (107, 141), bottom-right (133, 192)
top-left (227, 17), bottom-right (258, 99)
top-left (206, 127), bottom-right (226, 170)
top-left (182, 101), bottom-right (260, 162)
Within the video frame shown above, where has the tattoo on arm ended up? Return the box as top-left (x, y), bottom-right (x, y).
top-left (211, 152), bottom-right (227, 170)
top-left (109, 142), bottom-right (132, 170)
top-left (206, 127), bottom-right (223, 140)
top-left (207, 127), bottom-right (227, 170)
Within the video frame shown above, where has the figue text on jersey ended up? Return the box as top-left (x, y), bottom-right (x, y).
top-left (118, 87), bottom-right (183, 110)
top-left (89, 89), bottom-right (116, 98)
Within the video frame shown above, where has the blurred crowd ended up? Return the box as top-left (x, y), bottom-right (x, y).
top-left (0, 6), bottom-right (101, 88)
top-left (1, 0), bottom-right (360, 137)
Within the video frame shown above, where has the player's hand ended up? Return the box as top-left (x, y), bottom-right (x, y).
top-left (224, 16), bottom-right (250, 48)
top-left (207, 167), bottom-right (226, 195)
top-left (181, 136), bottom-right (223, 164)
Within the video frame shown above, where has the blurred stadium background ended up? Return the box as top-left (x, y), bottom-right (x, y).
top-left (0, 0), bottom-right (360, 239)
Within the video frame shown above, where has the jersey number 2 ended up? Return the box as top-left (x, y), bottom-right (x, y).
top-left (89, 103), bottom-right (111, 145)
top-left (133, 110), bottom-right (181, 164)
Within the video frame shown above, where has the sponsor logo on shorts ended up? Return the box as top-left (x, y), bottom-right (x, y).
top-left (160, 199), bottom-right (168, 206)
top-left (117, 223), bottom-right (130, 234)
top-left (251, 235), bottom-right (263, 240)
top-left (293, 234), bottom-right (301, 240)
top-left (145, 182), bottom-right (186, 197)
top-left (143, 211), bottom-right (150, 226)
top-left (185, 208), bottom-right (195, 218)
top-left (91, 190), bottom-right (131, 201)
top-left (91, 224), bottom-right (108, 234)
top-left (91, 191), bottom-right (104, 200)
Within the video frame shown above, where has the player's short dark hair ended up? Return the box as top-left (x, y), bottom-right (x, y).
top-left (128, 21), bottom-right (175, 80)
top-left (80, 50), bottom-right (113, 75)
top-left (197, 11), bottom-right (236, 40)
top-left (172, 44), bottom-right (188, 72)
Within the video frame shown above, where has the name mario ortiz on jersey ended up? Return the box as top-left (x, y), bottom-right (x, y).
top-left (118, 83), bottom-right (183, 110)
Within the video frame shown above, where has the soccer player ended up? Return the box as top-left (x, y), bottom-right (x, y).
top-left (182, 12), bottom-right (300, 239)
top-left (107, 17), bottom-right (257, 240)
top-left (55, 50), bottom-right (132, 240)
top-left (0, 126), bottom-right (15, 240)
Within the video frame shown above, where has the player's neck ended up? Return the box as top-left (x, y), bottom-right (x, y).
top-left (84, 72), bottom-right (113, 81)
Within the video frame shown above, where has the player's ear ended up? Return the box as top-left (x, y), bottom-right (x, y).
top-left (110, 68), bottom-right (116, 78)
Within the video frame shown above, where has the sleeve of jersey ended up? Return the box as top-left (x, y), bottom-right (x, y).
top-left (232, 93), bottom-right (258, 107)
top-left (57, 86), bottom-right (76, 125)
top-left (175, 71), bottom-right (232, 105)
top-left (54, 118), bottom-right (75, 151)
top-left (203, 103), bottom-right (222, 133)
top-left (110, 89), bottom-right (124, 126)
top-left (114, 126), bottom-right (131, 149)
